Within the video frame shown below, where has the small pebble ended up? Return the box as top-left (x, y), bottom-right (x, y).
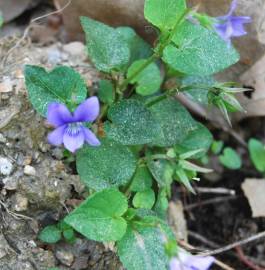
top-left (0, 133), bottom-right (7, 143)
top-left (14, 194), bottom-right (28, 211)
top-left (24, 165), bottom-right (36, 176)
top-left (55, 249), bottom-right (74, 266)
top-left (0, 157), bottom-right (13, 176)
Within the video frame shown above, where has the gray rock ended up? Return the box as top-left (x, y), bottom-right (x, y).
top-left (0, 157), bottom-right (13, 175)
top-left (55, 249), bottom-right (74, 266)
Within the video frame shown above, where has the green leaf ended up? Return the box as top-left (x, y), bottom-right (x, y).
top-left (38, 225), bottom-right (61, 244)
top-left (149, 97), bottom-right (198, 147)
top-left (127, 59), bottom-right (162, 96)
top-left (76, 139), bottom-right (137, 190)
top-left (219, 147), bottom-right (242, 170)
top-left (148, 159), bottom-right (174, 187)
top-left (133, 189), bottom-right (155, 209)
top-left (144, 0), bottom-right (186, 31)
top-left (181, 76), bottom-right (215, 105)
top-left (211, 140), bottom-right (224, 155)
top-left (175, 123), bottom-right (213, 158)
top-left (116, 27), bottom-right (152, 64)
top-left (80, 16), bottom-right (130, 73)
top-left (98, 79), bottom-right (115, 105)
top-left (0, 12), bottom-right (3, 28)
top-left (130, 166), bottom-right (153, 192)
top-left (154, 189), bottom-right (168, 219)
top-left (179, 160), bottom-right (212, 173)
top-left (64, 189), bottom-right (128, 242)
top-left (163, 21), bottom-right (239, 75)
top-left (248, 139), bottom-right (265, 173)
top-left (175, 167), bottom-right (195, 193)
top-left (105, 99), bottom-right (160, 145)
top-left (117, 225), bottom-right (168, 270)
top-left (24, 65), bottom-right (87, 116)
top-left (63, 228), bottom-right (75, 243)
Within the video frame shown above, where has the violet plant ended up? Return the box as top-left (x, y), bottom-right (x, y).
top-left (24, 0), bottom-right (250, 269)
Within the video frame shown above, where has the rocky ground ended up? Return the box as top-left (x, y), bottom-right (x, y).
top-left (0, 38), bottom-right (124, 270)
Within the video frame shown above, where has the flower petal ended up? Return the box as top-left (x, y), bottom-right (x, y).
top-left (47, 103), bottom-right (73, 127)
top-left (74, 97), bottom-right (100, 122)
top-left (83, 127), bottom-right (101, 146)
top-left (63, 129), bottom-right (85, 153)
top-left (47, 125), bottom-right (66, 146)
top-left (186, 256), bottom-right (214, 270)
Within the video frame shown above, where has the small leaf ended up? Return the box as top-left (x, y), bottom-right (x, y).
top-left (133, 189), bottom-right (155, 209)
top-left (144, 0), bottom-right (186, 31)
top-left (24, 65), bottom-right (87, 116)
top-left (211, 140), bottom-right (224, 155)
top-left (154, 189), bottom-right (168, 219)
top-left (38, 225), bottom-right (61, 244)
top-left (80, 16), bottom-right (130, 73)
top-left (220, 92), bottom-right (245, 112)
top-left (179, 160), bottom-right (212, 173)
top-left (179, 149), bottom-right (204, 160)
top-left (127, 59), bottom-right (162, 96)
top-left (219, 147), bottom-right (242, 170)
top-left (63, 228), bottom-right (75, 243)
top-left (65, 189), bottom-right (128, 242)
top-left (248, 139), bottom-right (265, 173)
top-left (117, 225), bottom-right (168, 270)
top-left (175, 167), bottom-right (195, 194)
top-left (105, 99), bottom-right (160, 145)
top-left (175, 123), bottom-right (213, 158)
top-left (130, 166), bottom-right (153, 192)
top-left (76, 139), bottom-right (137, 190)
top-left (98, 79), bottom-right (115, 105)
top-left (116, 27), bottom-right (152, 64)
top-left (0, 13), bottom-right (3, 28)
top-left (181, 75), bottom-right (215, 105)
top-left (148, 159), bottom-right (174, 187)
top-left (163, 21), bottom-right (239, 75)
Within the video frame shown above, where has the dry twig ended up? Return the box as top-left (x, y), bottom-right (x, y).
top-left (197, 231), bottom-right (265, 257)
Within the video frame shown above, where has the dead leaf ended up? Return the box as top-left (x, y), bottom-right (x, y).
top-left (241, 178), bottom-right (265, 217)
top-left (168, 201), bottom-right (188, 241)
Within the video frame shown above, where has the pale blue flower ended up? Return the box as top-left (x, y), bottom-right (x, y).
top-left (47, 97), bottom-right (100, 152)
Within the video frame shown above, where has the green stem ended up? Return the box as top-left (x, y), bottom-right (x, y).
top-left (118, 53), bottom-right (159, 92)
top-left (117, 8), bottom-right (190, 95)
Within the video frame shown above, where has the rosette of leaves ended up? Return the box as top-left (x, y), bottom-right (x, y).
top-left (23, 0), bottom-right (246, 269)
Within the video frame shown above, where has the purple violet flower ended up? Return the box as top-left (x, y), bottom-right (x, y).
top-left (47, 97), bottom-right (100, 153)
top-left (214, 0), bottom-right (251, 44)
top-left (169, 249), bottom-right (214, 270)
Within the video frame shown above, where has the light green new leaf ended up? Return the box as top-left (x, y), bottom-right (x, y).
top-left (133, 189), bottom-right (155, 209)
top-left (80, 16), bottom-right (130, 73)
top-left (117, 225), bottom-right (168, 270)
top-left (144, 0), bottom-right (186, 31)
top-left (24, 65), bottom-right (87, 116)
top-left (65, 189), bottom-right (128, 242)
top-left (130, 166), bottom-right (153, 192)
top-left (219, 147), bottom-right (242, 170)
top-left (163, 21), bottom-right (239, 75)
top-left (149, 97), bottom-right (198, 147)
top-left (0, 12), bottom-right (3, 28)
top-left (127, 59), bottom-right (162, 96)
top-left (105, 99), bottom-right (160, 145)
top-left (38, 225), bottom-right (61, 244)
top-left (116, 27), bottom-right (152, 64)
top-left (248, 139), bottom-right (265, 173)
top-left (76, 139), bottom-right (137, 190)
